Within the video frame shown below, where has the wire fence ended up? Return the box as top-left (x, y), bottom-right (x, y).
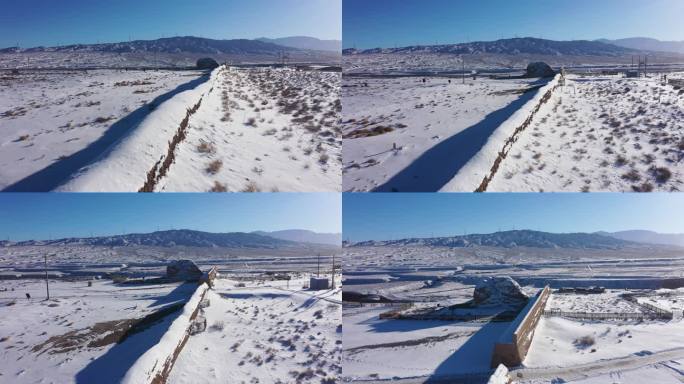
top-left (543, 309), bottom-right (670, 321)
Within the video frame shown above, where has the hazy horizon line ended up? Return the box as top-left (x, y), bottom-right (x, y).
top-left (343, 35), bottom-right (684, 51)
top-left (4, 34), bottom-right (342, 50)
top-left (344, 228), bottom-right (684, 243)
top-left (2, 228), bottom-right (343, 243)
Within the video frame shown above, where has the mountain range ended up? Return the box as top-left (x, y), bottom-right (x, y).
top-left (597, 37), bottom-right (684, 54)
top-left (344, 37), bottom-right (637, 56)
top-left (257, 36), bottom-right (341, 52)
top-left (350, 230), bottom-right (682, 250)
top-left (0, 35), bottom-right (341, 55)
top-left (344, 37), bottom-right (684, 57)
top-left (0, 229), bottom-right (341, 249)
top-left (597, 230), bottom-right (684, 247)
top-left (252, 230), bottom-right (341, 246)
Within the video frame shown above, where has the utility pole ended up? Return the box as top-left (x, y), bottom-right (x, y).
top-left (331, 253), bottom-right (336, 289)
top-left (462, 56), bottom-right (466, 84)
top-left (317, 253), bottom-right (321, 277)
top-left (44, 254), bottom-right (50, 300)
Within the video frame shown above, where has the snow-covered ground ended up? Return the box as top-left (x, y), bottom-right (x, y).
top-left (343, 245), bottom-right (684, 276)
top-left (156, 66), bottom-right (341, 192)
top-left (168, 276), bottom-right (341, 384)
top-left (489, 73), bottom-right (684, 192)
top-left (342, 76), bottom-right (548, 191)
top-left (343, 245), bottom-right (684, 382)
top-left (546, 291), bottom-right (645, 313)
top-left (343, 304), bottom-right (506, 381)
top-left (518, 316), bottom-right (684, 383)
top-left (0, 69), bottom-right (205, 190)
top-left (342, 53), bottom-right (667, 75)
top-left (0, 278), bottom-right (196, 384)
top-left (0, 245), bottom-right (340, 280)
top-left (1, 65), bottom-right (340, 192)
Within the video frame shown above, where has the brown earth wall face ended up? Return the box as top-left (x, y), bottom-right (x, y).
top-left (491, 286), bottom-right (550, 368)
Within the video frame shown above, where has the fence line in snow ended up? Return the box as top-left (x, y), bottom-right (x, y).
top-left (543, 309), bottom-right (669, 321)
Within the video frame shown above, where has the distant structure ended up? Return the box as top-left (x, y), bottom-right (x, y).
top-left (166, 260), bottom-right (203, 282)
top-left (196, 57), bottom-right (219, 70)
top-left (310, 277), bottom-right (330, 290)
top-left (525, 62), bottom-right (556, 78)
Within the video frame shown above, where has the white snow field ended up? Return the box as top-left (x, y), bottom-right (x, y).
top-left (342, 245), bottom-right (684, 383)
top-left (489, 73), bottom-right (684, 192)
top-left (341, 75), bottom-right (550, 192)
top-left (343, 69), bottom-right (684, 193)
top-left (1, 65), bottom-right (340, 192)
top-left (0, 69), bottom-right (206, 191)
top-left (57, 66), bottom-right (341, 192)
top-left (343, 304), bottom-right (512, 382)
top-left (0, 278), bottom-right (197, 384)
top-left (156, 66), bottom-right (341, 192)
top-left (168, 276), bottom-right (342, 384)
top-left (517, 315), bottom-right (684, 383)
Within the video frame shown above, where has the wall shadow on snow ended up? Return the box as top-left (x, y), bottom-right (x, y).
top-left (374, 85), bottom-right (542, 192)
top-left (3, 72), bottom-right (210, 192)
top-left (75, 289), bottom-right (190, 384)
top-left (145, 282), bottom-right (197, 308)
top-left (426, 321), bottom-right (511, 383)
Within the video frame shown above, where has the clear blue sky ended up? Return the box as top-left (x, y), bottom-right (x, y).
top-left (0, 0), bottom-right (341, 48)
top-left (343, 0), bottom-right (684, 49)
top-left (343, 194), bottom-right (684, 242)
top-left (0, 193), bottom-right (341, 241)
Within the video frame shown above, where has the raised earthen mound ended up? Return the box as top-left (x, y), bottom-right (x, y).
top-left (525, 62), bottom-right (556, 78)
top-left (473, 276), bottom-right (529, 306)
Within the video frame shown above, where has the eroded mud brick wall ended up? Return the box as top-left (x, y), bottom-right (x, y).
top-left (513, 286), bottom-right (550, 359)
top-left (491, 286), bottom-right (550, 368)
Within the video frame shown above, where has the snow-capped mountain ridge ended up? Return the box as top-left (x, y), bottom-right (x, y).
top-left (597, 37), bottom-right (684, 54)
top-left (597, 230), bottom-right (684, 247)
top-left (251, 230), bottom-right (341, 246)
top-left (1, 36), bottom-right (303, 55)
top-left (256, 36), bottom-right (341, 52)
top-left (344, 37), bottom-right (638, 56)
top-left (0, 229), bottom-right (338, 248)
top-left (350, 230), bottom-right (670, 249)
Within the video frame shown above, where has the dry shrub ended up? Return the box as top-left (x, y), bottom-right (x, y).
top-left (209, 181), bottom-right (227, 192)
top-left (206, 160), bottom-right (223, 175)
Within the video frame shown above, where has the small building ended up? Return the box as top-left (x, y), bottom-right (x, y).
top-left (310, 277), bottom-right (330, 291)
top-left (626, 71), bottom-right (639, 78)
